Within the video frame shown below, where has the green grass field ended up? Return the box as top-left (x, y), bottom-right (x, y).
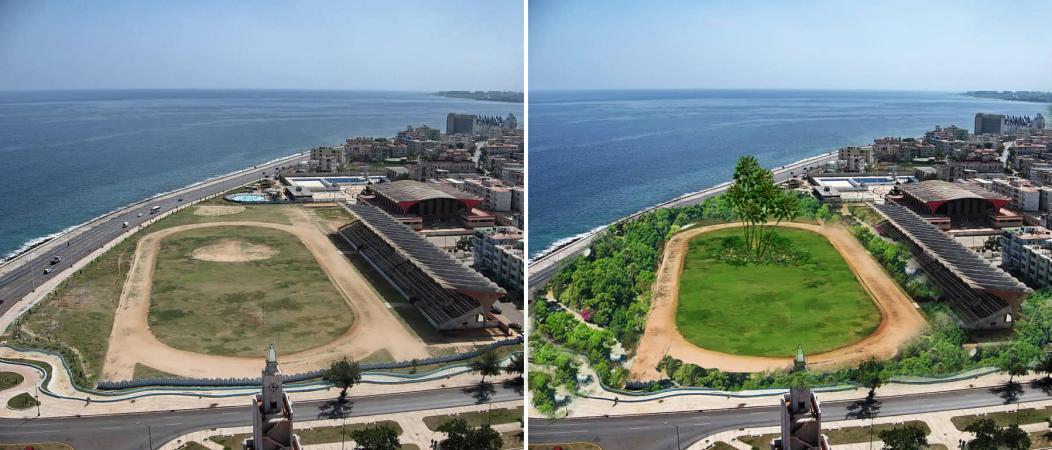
top-left (6, 392), bottom-right (39, 410)
top-left (675, 227), bottom-right (881, 357)
top-left (423, 407), bottom-right (523, 431)
top-left (149, 226), bottom-right (354, 356)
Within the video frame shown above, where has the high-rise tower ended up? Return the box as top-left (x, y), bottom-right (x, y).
top-left (771, 349), bottom-right (829, 450)
top-left (244, 345), bottom-right (302, 450)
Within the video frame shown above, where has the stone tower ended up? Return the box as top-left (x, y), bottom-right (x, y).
top-left (244, 345), bottom-right (302, 450)
top-left (771, 346), bottom-right (829, 450)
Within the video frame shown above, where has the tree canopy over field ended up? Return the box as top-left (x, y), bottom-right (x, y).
top-left (726, 156), bottom-right (799, 257)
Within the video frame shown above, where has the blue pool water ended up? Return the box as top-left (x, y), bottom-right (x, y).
top-left (227, 193), bottom-right (269, 203)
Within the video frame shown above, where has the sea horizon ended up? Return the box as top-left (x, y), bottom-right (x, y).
top-left (0, 89), bottom-right (522, 260)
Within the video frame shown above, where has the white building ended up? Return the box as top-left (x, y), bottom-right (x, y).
top-left (473, 227), bottom-right (524, 291)
top-left (460, 178), bottom-right (512, 212)
top-left (309, 146), bottom-right (346, 172)
top-left (1002, 226), bottom-right (1052, 288)
top-left (244, 345), bottom-right (302, 450)
top-left (838, 146), bottom-right (875, 172)
top-left (985, 178), bottom-right (1040, 212)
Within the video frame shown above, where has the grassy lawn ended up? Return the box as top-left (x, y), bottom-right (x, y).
top-left (0, 372), bottom-right (24, 391)
top-left (7, 392), bottom-right (39, 410)
top-left (423, 407), bottom-right (523, 431)
top-left (3, 195), bottom-right (294, 386)
top-left (739, 421), bottom-right (930, 448)
top-left (150, 225), bottom-right (353, 356)
top-left (1, 359), bottom-right (52, 386)
top-left (676, 226), bottom-right (881, 357)
top-left (502, 430), bottom-right (524, 449)
top-left (210, 421), bottom-right (405, 449)
top-left (708, 443), bottom-right (737, 450)
top-left (179, 443), bottom-right (211, 450)
top-left (0, 444), bottom-right (72, 450)
top-left (133, 363), bottom-right (182, 379)
top-left (528, 444), bottom-right (602, 450)
top-left (951, 406), bottom-right (1052, 430)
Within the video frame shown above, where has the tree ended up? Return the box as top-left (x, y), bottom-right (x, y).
top-left (965, 419), bottom-right (999, 450)
top-left (998, 350), bottom-right (1028, 384)
top-left (436, 419), bottom-right (503, 450)
top-left (350, 424), bottom-right (401, 450)
top-left (853, 358), bottom-right (888, 398)
top-left (323, 357), bottom-right (362, 398)
top-left (505, 352), bottom-right (525, 380)
top-left (998, 423), bottom-right (1031, 450)
top-left (469, 349), bottom-right (502, 384)
top-left (726, 156), bottom-right (799, 258)
top-left (878, 424), bottom-right (928, 450)
top-left (1037, 352), bottom-right (1052, 379)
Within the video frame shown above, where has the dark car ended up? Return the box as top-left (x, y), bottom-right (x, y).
top-left (49, 256), bottom-right (61, 265)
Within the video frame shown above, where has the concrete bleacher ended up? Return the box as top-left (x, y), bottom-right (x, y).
top-left (339, 204), bottom-right (504, 331)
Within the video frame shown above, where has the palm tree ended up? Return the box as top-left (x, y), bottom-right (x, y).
top-left (469, 349), bottom-right (502, 384)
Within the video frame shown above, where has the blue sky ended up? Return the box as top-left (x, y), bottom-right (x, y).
top-left (530, 0), bottom-right (1052, 91)
top-left (0, 0), bottom-right (523, 90)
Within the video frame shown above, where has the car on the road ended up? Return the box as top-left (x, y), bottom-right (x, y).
top-left (137, 212), bottom-right (143, 217)
top-left (122, 222), bottom-right (129, 228)
top-left (178, 197), bottom-right (183, 202)
top-left (43, 268), bottom-right (53, 274)
top-left (49, 256), bottom-right (61, 265)
top-left (151, 205), bottom-right (161, 213)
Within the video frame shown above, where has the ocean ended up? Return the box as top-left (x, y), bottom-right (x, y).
top-left (529, 89), bottom-right (1048, 258)
top-left (0, 90), bottom-right (521, 260)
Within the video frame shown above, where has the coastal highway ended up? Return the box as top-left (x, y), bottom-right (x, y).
top-left (531, 382), bottom-right (1052, 450)
top-left (0, 384), bottom-right (522, 450)
top-left (0, 153), bottom-right (307, 315)
top-left (527, 152), bottom-right (838, 291)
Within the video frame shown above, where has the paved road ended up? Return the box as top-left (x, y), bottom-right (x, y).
top-left (527, 152), bottom-right (838, 291)
top-left (531, 382), bottom-right (1051, 450)
top-left (0, 384), bottom-right (522, 449)
top-left (0, 153), bottom-right (308, 314)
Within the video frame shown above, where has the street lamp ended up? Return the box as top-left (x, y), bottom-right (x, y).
top-left (664, 421), bottom-right (681, 450)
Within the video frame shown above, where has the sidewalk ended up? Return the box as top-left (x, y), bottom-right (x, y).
top-left (159, 400), bottom-right (524, 450)
top-left (686, 398), bottom-right (1052, 450)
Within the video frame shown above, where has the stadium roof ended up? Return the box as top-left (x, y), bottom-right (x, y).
top-left (371, 180), bottom-right (479, 204)
top-left (872, 203), bottom-right (1028, 295)
top-left (899, 180), bottom-right (1009, 205)
top-left (345, 203), bottom-right (505, 296)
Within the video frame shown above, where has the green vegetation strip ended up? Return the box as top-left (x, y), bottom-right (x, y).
top-left (149, 225), bottom-right (354, 357)
top-left (0, 371), bottom-right (24, 391)
top-left (676, 227), bottom-right (880, 357)
top-left (210, 421), bottom-right (403, 449)
top-left (133, 363), bottom-right (183, 379)
top-left (7, 392), bottom-right (40, 410)
top-left (179, 443), bottom-right (211, 450)
top-left (423, 407), bottom-right (523, 431)
top-left (708, 443), bottom-right (737, 450)
top-left (951, 406), bottom-right (1052, 430)
top-left (738, 421), bottom-right (930, 447)
top-left (0, 444), bottom-right (73, 450)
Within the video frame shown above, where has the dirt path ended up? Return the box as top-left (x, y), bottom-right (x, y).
top-left (630, 221), bottom-right (928, 380)
top-left (101, 210), bottom-right (429, 380)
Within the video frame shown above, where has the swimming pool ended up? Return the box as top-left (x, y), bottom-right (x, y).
top-left (226, 193), bottom-right (269, 203)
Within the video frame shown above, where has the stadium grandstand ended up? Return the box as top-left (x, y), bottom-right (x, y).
top-left (872, 203), bottom-right (1030, 330)
top-left (890, 180), bottom-right (1018, 229)
top-left (359, 180), bottom-right (491, 229)
top-left (339, 203), bottom-right (506, 331)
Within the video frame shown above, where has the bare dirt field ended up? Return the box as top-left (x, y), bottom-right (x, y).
top-left (193, 205), bottom-right (246, 216)
top-left (630, 221), bottom-right (928, 380)
top-left (100, 208), bottom-right (430, 380)
top-left (189, 239), bottom-right (278, 262)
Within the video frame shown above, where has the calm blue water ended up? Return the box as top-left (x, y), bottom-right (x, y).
top-left (529, 89), bottom-right (1048, 257)
top-left (0, 90), bottom-right (521, 259)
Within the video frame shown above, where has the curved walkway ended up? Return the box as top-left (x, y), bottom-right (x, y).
top-left (630, 221), bottom-right (928, 379)
top-left (101, 214), bottom-right (429, 380)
